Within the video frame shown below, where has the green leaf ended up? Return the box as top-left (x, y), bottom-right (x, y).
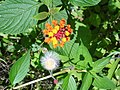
top-left (70, 0), bottom-right (101, 7)
top-left (52, 10), bottom-right (68, 22)
top-left (77, 26), bottom-right (92, 47)
top-left (76, 41), bottom-right (93, 68)
top-left (41, 0), bottom-right (62, 7)
top-left (115, 0), bottom-right (120, 9)
top-left (34, 12), bottom-right (49, 20)
top-left (92, 56), bottom-right (112, 73)
top-left (52, 37), bottom-right (77, 57)
top-left (62, 74), bottom-right (77, 90)
top-left (75, 21), bottom-right (87, 30)
top-left (52, 0), bottom-right (62, 6)
top-left (116, 68), bottom-right (120, 77)
top-left (70, 70), bottom-right (82, 81)
top-left (80, 72), bottom-right (93, 90)
top-left (107, 58), bottom-right (120, 79)
top-left (0, 0), bottom-right (39, 34)
top-left (49, 7), bottom-right (62, 15)
top-left (89, 13), bottom-right (101, 27)
top-left (9, 50), bottom-right (30, 85)
top-left (93, 76), bottom-right (116, 89)
top-left (41, 0), bottom-right (52, 6)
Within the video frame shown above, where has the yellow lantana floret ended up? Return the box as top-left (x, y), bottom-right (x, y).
top-left (65, 31), bottom-right (70, 36)
top-left (62, 38), bottom-right (66, 42)
top-left (51, 37), bottom-right (58, 44)
top-left (52, 29), bottom-right (58, 34)
top-left (55, 26), bottom-right (59, 31)
top-left (48, 32), bottom-right (54, 37)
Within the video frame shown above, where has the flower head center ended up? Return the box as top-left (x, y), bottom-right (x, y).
top-left (45, 58), bottom-right (56, 70)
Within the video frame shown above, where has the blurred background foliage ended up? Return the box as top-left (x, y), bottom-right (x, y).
top-left (0, 0), bottom-right (120, 90)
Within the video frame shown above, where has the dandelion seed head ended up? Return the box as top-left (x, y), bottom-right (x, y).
top-left (40, 51), bottom-right (60, 71)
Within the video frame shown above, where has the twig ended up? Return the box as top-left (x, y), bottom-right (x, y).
top-left (0, 58), bottom-right (7, 64)
top-left (13, 69), bottom-right (68, 89)
top-left (13, 69), bottom-right (87, 89)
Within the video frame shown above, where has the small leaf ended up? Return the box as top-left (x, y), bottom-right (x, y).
top-left (70, 0), bottom-right (101, 7)
top-left (33, 12), bottom-right (49, 20)
top-left (0, 0), bottom-right (40, 34)
top-left (107, 58), bottom-right (120, 79)
top-left (80, 72), bottom-right (93, 90)
top-left (93, 76), bottom-right (116, 89)
top-left (62, 74), bottom-right (77, 90)
top-left (9, 50), bottom-right (30, 85)
top-left (49, 7), bottom-right (62, 15)
top-left (92, 56), bottom-right (112, 73)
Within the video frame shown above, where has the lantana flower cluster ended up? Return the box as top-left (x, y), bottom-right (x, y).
top-left (43, 19), bottom-right (73, 48)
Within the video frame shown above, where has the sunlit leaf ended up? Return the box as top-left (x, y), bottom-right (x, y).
top-left (76, 40), bottom-right (93, 68)
top-left (92, 56), bottom-right (112, 73)
top-left (62, 74), bottom-right (77, 90)
top-left (107, 58), bottom-right (120, 79)
top-left (0, 0), bottom-right (40, 34)
top-left (52, 10), bottom-right (68, 22)
top-left (70, 0), bottom-right (101, 7)
top-left (9, 50), bottom-right (30, 85)
top-left (93, 76), bottom-right (116, 89)
top-left (80, 72), bottom-right (93, 90)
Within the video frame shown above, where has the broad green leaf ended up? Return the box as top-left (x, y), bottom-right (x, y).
top-left (62, 74), bottom-right (77, 90)
top-left (52, 10), bottom-right (68, 22)
top-left (0, 0), bottom-right (40, 34)
top-left (34, 12), bottom-right (49, 20)
top-left (53, 38), bottom-right (92, 68)
top-left (41, 0), bottom-right (62, 7)
top-left (76, 41), bottom-right (93, 68)
top-left (53, 0), bottom-right (62, 6)
top-left (59, 55), bottom-right (69, 63)
top-left (9, 50), bottom-right (30, 85)
top-left (41, 0), bottom-right (52, 6)
top-left (92, 56), bottom-right (112, 73)
top-left (70, 0), bottom-right (101, 7)
top-left (93, 76), bottom-right (116, 89)
top-left (80, 72), bottom-right (93, 90)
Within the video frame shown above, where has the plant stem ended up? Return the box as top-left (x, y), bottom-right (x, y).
top-left (13, 69), bottom-right (86, 89)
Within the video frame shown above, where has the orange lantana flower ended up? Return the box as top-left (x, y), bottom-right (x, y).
top-left (43, 19), bottom-right (73, 48)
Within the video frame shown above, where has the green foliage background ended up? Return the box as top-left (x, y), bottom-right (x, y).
top-left (0, 0), bottom-right (120, 90)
